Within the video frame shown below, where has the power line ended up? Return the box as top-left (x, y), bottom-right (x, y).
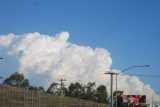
top-left (65, 74), bottom-right (106, 84)
top-left (122, 74), bottom-right (160, 78)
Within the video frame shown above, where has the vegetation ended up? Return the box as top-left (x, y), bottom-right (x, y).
top-left (3, 72), bottom-right (30, 88)
top-left (46, 82), bottom-right (60, 95)
top-left (96, 85), bottom-right (108, 103)
top-left (3, 72), bottom-right (109, 104)
top-left (3, 72), bottom-right (45, 92)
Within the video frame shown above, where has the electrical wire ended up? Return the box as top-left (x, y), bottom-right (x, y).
top-left (65, 74), bottom-right (106, 84)
top-left (122, 74), bottom-right (160, 78)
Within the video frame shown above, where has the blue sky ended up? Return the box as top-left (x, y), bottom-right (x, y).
top-left (0, 0), bottom-right (160, 92)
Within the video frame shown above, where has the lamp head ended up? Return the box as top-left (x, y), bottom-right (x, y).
top-left (144, 65), bottom-right (150, 67)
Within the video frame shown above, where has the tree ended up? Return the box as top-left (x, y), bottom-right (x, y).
top-left (46, 82), bottom-right (60, 95)
top-left (38, 86), bottom-right (45, 93)
top-left (67, 82), bottom-right (85, 98)
top-left (3, 72), bottom-right (29, 88)
top-left (96, 85), bottom-right (108, 103)
top-left (62, 87), bottom-right (68, 96)
top-left (29, 86), bottom-right (45, 92)
top-left (113, 90), bottom-right (124, 106)
top-left (84, 82), bottom-right (96, 100)
top-left (29, 86), bottom-right (38, 90)
top-left (113, 90), bottom-right (124, 97)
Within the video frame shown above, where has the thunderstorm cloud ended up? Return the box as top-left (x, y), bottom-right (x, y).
top-left (0, 32), bottom-right (159, 104)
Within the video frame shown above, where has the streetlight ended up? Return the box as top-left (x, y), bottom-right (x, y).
top-left (115, 65), bottom-right (150, 107)
top-left (106, 65), bottom-right (150, 107)
top-left (152, 91), bottom-right (160, 107)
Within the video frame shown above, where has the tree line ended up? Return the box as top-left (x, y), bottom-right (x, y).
top-left (3, 72), bottom-right (109, 104)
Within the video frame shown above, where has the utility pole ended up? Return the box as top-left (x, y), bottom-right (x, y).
top-left (58, 78), bottom-right (66, 96)
top-left (105, 72), bottom-right (117, 107)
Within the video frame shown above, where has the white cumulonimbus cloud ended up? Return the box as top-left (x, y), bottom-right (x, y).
top-left (0, 32), bottom-right (159, 104)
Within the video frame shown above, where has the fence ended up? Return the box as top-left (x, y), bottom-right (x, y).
top-left (0, 84), bottom-right (108, 107)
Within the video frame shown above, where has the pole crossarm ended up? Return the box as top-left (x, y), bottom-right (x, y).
top-left (105, 72), bottom-right (118, 75)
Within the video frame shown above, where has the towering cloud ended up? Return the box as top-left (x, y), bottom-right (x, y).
top-left (0, 32), bottom-right (159, 104)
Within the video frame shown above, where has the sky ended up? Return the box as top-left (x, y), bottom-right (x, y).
top-left (0, 0), bottom-right (160, 104)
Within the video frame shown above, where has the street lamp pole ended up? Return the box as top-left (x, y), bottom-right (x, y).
top-left (106, 65), bottom-right (149, 107)
top-left (115, 65), bottom-right (150, 107)
top-left (116, 65), bottom-right (150, 107)
top-left (106, 65), bottom-right (150, 107)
